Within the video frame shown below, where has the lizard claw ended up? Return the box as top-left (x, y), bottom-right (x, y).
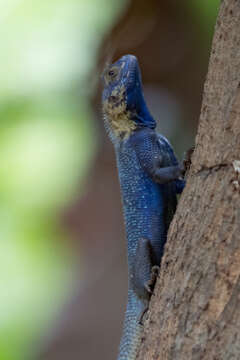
top-left (182, 146), bottom-right (195, 176)
top-left (144, 265), bottom-right (160, 295)
top-left (138, 303), bottom-right (149, 325)
top-left (140, 266), bottom-right (160, 324)
top-left (144, 283), bottom-right (153, 295)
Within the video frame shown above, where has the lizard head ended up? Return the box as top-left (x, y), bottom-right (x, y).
top-left (102, 54), bottom-right (156, 140)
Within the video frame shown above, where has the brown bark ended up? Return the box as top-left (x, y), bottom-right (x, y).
top-left (137, 1), bottom-right (240, 359)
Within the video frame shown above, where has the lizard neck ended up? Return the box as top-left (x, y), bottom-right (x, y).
top-left (103, 111), bottom-right (137, 144)
top-left (103, 95), bottom-right (155, 144)
top-left (127, 87), bottom-right (156, 130)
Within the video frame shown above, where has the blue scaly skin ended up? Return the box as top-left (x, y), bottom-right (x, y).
top-left (102, 55), bottom-right (185, 360)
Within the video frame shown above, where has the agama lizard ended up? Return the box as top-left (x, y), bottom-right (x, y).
top-left (102, 54), bottom-right (186, 360)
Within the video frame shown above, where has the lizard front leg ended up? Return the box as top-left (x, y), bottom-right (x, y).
top-left (151, 162), bottom-right (183, 184)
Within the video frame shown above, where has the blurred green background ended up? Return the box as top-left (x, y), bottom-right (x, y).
top-left (0, 1), bottom-right (220, 359)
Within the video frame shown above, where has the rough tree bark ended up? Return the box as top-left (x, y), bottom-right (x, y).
top-left (137, 1), bottom-right (240, 359)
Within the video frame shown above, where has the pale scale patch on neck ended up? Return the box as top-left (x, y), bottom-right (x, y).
top-left (103, 85), bottom-right (137, 140)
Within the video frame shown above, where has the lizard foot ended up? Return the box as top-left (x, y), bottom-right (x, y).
top-left (138, 303), bottom-right (149, 325)
top-left (139, 267), bottom-right (159, 325)
top-left (144, 265), bottom-right (159, 295)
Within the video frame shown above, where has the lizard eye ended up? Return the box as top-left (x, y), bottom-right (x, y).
top-left (106, 66), bottom-right (119, 82)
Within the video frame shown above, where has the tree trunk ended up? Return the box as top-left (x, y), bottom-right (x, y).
top-left (136, 1), bottom-right (240, 359)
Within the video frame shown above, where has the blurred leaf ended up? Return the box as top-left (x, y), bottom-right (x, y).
top-left (188, 0), bottom-right (220, 39)
top-left (0, 108), bottom-right (93, 212)
top-left (0, 0), bottom-right (128, 358)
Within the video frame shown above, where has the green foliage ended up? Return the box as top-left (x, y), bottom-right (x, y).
top-left (188, 0), bottom-right (221, 41)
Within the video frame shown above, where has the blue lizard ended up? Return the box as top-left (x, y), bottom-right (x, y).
top-left (102, 55), bottom-right (185, 360)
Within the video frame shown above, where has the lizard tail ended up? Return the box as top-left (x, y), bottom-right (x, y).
top-left (117, 290), bottom-right (146, 360)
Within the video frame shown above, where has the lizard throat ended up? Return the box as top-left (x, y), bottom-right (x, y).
top-left (103, 86), bottom-right (137, 140)
top-left (104, 111), bottom-right (137, 140)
